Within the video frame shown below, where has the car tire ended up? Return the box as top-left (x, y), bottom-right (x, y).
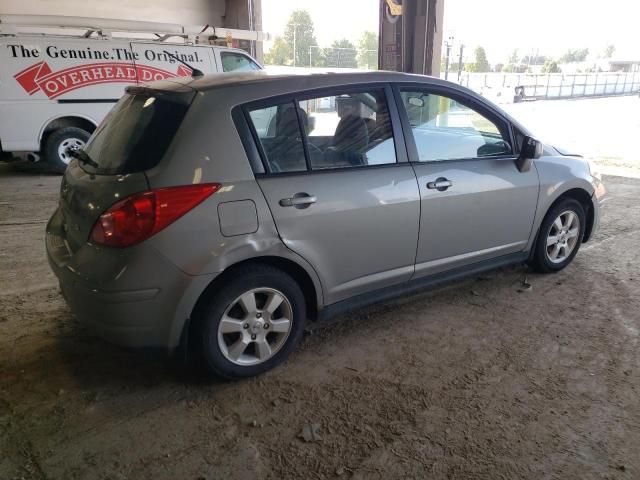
top-left (194, 264), bottom-right (306, 379)
top-left (530, 197), bottom-right (586, 273)
top-left (44, 127), bottom-right (91, 173)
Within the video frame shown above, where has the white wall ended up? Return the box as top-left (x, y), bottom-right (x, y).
top-left (0, 0), bottom-right (226, 26)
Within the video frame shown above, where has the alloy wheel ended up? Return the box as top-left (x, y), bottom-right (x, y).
top-left (546, 210), bottom-right (581, 263)
top-left (217, 288), bottom-right (293, 366)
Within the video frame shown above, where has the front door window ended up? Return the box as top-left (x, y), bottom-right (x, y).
top-left (399, 90), bottom-right (512, 161)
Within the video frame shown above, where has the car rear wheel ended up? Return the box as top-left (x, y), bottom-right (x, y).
top-left (530, 198), bottom-right (586, 273)
top-left (195, 265), bottom-right (306, 379)
top-left (44, 127), bottom-right (91, 173)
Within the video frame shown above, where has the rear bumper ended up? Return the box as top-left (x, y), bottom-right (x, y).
top-left (58, 281), bottom-right (168, 348)
top-left (46, 208), bottom-right (218, 350)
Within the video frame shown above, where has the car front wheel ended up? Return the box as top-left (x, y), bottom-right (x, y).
top-left (530, 197), bottom-right (586, 273)
top-left (195, 265), bottom-right (306, 379)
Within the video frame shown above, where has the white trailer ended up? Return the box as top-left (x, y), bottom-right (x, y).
top-left (0, 15), bottom-right (267, 171)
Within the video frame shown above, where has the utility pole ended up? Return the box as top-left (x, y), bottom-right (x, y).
top-left (291, 23), bottom-right (299, 67)
top-left (525, 47), bottom-right (536, 71)
top-left (444, 35), bottom-right (454, 80)
top-left (457, 44), bottom-right (464, 82)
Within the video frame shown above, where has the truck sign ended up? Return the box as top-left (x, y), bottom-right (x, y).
top-left (15, 61), bottom-right (192, 98)
top-left (3, 41), bottom-right (213, 101)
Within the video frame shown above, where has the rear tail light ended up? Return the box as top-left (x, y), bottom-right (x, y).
top-left (90, 183), bottom-right (220, 248)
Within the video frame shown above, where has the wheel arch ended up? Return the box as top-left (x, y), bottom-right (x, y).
top-left (178, 255), bottom-right (321, 358)
top-left (528, 186), bottom-right (595, 263)
top-left (39, 115), bottom-right (98, 148)
top-left (551, 187), bottom-right (595, 242)
top-left (190, 256), bottom-right (321, 325)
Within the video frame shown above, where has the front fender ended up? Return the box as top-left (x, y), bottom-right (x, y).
top-left (526, 154), bottom-right (597, 252)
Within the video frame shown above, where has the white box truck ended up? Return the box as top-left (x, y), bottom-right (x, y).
top-left (0, 15), bottom-right (266, 171)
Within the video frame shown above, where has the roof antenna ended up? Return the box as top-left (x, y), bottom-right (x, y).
top-left (163, 50), bottom-right (204, 77)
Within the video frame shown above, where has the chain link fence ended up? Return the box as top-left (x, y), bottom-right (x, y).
top-left (452, 71), bottom-right (640, 103)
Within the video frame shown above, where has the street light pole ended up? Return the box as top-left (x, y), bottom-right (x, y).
top-left (444, 35), bottom-right (454, 80)
top-left (457, 44), bottom-right (464, 82)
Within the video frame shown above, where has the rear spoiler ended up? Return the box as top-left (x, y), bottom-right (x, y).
top-left (124, 86), bottom-right (196, 106)
top-left (125, 86), bottom-right (163, 95)
top-left (125, 82), bottom-right (194, 96)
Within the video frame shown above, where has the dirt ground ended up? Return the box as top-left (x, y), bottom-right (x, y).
top-left (1, 157), bottom-right (639, 479)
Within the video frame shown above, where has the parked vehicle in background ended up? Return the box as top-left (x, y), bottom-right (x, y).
top-left (45, 71), bottom-right (606, 378)
top-left (0, 15), bottom-right (264, 172)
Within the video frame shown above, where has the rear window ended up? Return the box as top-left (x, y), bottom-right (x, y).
top-left (82, 89), bottom-right (194, 175)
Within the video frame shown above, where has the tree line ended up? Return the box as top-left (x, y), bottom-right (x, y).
top-left (445, 45), bottom-right (616, 75)
top-left (264, 10), bottom-right (378, 69)
top-left (265, 10), bottom-right (616, 76)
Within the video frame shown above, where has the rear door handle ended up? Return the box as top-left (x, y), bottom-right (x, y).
top-left (426, 177), bottom-right (453, 191)
top-left (279, 193), bottom-right (317, 208)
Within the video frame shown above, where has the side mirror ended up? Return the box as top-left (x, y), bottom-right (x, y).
top-left (516, 136), bottom-right (543, 172)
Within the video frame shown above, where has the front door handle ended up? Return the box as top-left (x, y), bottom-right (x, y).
top-left (426, 177), bottom-right (453, 191)
top-left (279, 193), bottom-right (317, 208)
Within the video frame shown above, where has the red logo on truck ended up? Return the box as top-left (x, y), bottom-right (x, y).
top-left (14, 61), bottom-right (191, 99)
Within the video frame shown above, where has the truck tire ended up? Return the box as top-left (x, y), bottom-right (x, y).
top-left (44, 127), bottom-right (91, 173)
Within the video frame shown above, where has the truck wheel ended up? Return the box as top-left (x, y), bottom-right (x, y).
top-left (44, 127), bottom-right (91, 173)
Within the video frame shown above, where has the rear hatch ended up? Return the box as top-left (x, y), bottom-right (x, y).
top-left (56, 86), bottom-right (196, 253)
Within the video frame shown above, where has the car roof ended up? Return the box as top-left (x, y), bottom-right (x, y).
top-left (154, 70), bottom-right (446, 93)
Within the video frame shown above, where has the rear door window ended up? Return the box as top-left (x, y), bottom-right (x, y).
top-left (248, 101), bottom-right (307, 173)
top-left (297, 89), bottom-right (396, 169)
top-left (245, 87), bottom-right (397, 173)
top-left (82, 89), bottom-right (194, 174)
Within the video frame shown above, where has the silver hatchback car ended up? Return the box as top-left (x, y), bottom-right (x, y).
top-left (46, 71), bottom-right (606, 378)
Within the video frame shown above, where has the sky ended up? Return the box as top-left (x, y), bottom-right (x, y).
top-left (261, 0), bottom-right (639, 63)
top-left (442, 0), bottom-right (639, 63)
top-left (261, 0), bottom-right (379, 48)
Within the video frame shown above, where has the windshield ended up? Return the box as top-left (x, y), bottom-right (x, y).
top-left (82, 90), bottom-right (195, 175)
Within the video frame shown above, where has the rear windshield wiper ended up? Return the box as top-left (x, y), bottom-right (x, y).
top-left (70, 149), bottom-right (99, 168)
